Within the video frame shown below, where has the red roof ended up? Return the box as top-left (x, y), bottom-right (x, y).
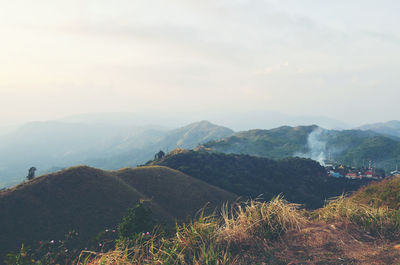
top-left (346, 173), bottom-right (357, 176)
top-left (365, 171), bottom-right (373, 175)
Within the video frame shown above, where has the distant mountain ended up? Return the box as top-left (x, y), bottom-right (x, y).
top-left (60, 111), bottom-right (349, 131)
top-left (201, 125), bottom-right (400, 171)
top-left (0, 165), bottom-right (236, 259)
top-left (357, 120), bottom-right (400, 138)
top-left (150, 149), bottom-right (371, 209)
top-left (153, 120), bottom-right (234, 151)
top-left (0, 120), bottom-right (233, 188)
top-left (84, 120), bottom-right (234, 169)
top-left (197, 111), bottom-right (349, 131)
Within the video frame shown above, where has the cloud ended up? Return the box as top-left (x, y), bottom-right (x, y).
top-left (0, 0), bottom-right (399, 124)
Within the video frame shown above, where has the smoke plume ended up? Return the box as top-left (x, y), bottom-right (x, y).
top-left (295, 127), bottom-right (327, 166)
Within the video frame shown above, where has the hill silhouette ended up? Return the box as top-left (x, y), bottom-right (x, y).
top-left (0, 165), bottom-right (236, 260)
top-left (150, 149), bottom-right (370, 208)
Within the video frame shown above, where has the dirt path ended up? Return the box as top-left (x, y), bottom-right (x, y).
top-left (265, 222), bottom-right (400, 264)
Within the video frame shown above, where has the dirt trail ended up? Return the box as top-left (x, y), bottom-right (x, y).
top-left (268, 222), bottom-right (400, 264)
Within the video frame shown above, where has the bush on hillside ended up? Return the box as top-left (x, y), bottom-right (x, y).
top-left (118, 203), bottom-right (155, 240)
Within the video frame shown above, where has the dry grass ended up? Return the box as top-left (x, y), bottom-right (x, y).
top-left (78, 195), bottom-right (400, 264)
top-left (315, 195), bottom-right (400, 238)
top-left (218, 196), bottom-right (306, 247)
top-left (81, 197), bottom-right (305, 265)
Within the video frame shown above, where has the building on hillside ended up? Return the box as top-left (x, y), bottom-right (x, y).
top-left (345, 172), bottom-right (360, 179)
top-left (330, 171), bottom-right (343, 178)
top-left (364, 171), bottom-right (374, 178)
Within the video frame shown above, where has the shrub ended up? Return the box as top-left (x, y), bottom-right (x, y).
top-left (118, 203), bottom-right (155, 240)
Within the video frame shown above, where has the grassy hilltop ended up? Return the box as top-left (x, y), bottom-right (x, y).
top-left (0, 165), bottom-right (236, 260)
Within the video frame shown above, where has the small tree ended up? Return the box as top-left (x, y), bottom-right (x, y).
top-left (26, 167), bottom-right (37, 181)
top-left (118, 203), bottom-right (155, 240)
top-left (154, 150), bottom-right (165, 161)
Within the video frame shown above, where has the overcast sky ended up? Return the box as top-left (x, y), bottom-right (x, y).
top-left (1, 0), bottom-right (399, 126)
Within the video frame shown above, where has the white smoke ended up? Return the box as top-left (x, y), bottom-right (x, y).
top-left (295, 127), bottom-right (327, 166)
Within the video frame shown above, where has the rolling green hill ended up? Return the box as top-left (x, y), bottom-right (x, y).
top-left (150, 149), bottom-right (370, 209)
top-left (0, 165), bottom-right (236, 260)
top-left (201, 125), bottom-right (400, 171)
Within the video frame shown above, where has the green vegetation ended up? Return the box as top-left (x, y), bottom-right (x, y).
top-left (202, 125), bottom-right (400, 171)
top-left (202, 126), bottom-right (315, 159)
top-left (118, 204), bottom-right (155, 240)
top-left (151, 150), bottom-right (371, 208)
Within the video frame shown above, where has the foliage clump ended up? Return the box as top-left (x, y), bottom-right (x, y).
top-left (118, 203), bottom-right (155, 240)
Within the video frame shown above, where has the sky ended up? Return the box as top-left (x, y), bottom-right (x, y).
top-left (1, 0), bottom-right (399, 126)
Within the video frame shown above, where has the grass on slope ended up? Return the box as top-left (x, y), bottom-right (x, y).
top-left (82, 194), bottom-right (400, 265)
top-left (82, 197), bottom-right (305, 265)
top-left (0, 165), bottom-right (236, 261)
top-left (116, 166), bottom-right (236, 220)
top-left (350, 177), bottom-right (400, 209)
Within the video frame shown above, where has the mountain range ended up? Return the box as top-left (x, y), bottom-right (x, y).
top-left (0, 120), bottom-right (233, 188)
top-left (1, 115), bottom-right (400, 188)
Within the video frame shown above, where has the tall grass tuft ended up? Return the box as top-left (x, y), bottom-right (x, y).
top-left (218, 196), bottom-right (305, 248)
top-left (316, 195), bottom-right (400, 238)
top-left (82, 197), bottom-right (304, 265)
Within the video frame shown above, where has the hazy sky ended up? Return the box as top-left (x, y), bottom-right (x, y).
top-left (1, 0), bottom-right (399, 126)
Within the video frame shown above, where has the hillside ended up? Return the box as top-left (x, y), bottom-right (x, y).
top-left (0, 165), bottom-right (236, 260)
top-left (201, 125), bottom-right (400, 171)
top-left (357, 120), bottom-right (400, 137)
top-left (201, 125), bottom-right (315, 158)
top-left (150, 149), bottom-right (370, 208)
top-left (351, 176), bottom-right (400, 209)
top-left (0, 120), bottom-right (233, 188)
